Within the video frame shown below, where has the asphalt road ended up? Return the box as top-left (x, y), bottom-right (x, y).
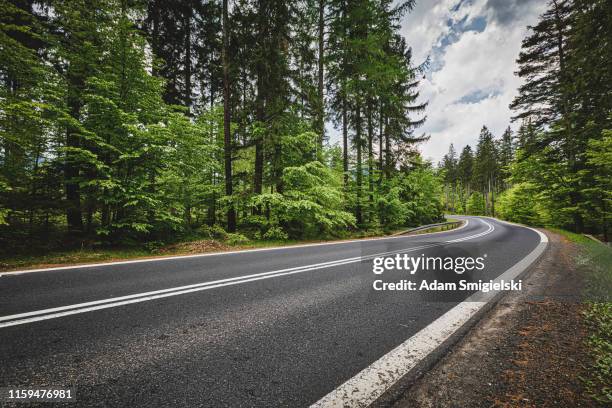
top-left (0, 216), bottom-right (542, 407)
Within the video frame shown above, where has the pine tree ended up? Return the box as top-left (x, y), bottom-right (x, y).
top-left (222, 0), bottom-right (236, 232)
top-left (441, 143), bottom-right (458, 212)
top-left (457, 145), bottom-right (474, 211)
top-left (510, 0), bottom-right (572, 130)
top-left (473, 126), bottom-right (499, 215)
top-left (498, 127), bottom-right (514, 190)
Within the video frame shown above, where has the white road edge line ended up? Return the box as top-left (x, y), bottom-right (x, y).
top-left (0, 220), bottom-right (470, 276)
top-left (310, 221), bottom-right (547, 408)
top-left (0, 220), bottom-right (490, 328)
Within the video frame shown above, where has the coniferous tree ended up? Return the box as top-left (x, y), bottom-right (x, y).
top-left (498, 127), bottom-right (514, 190)
top-left (441, 143), bottom-right (458, 212)
top-left (473, 126), bottom-right (499, 216)
top-left (457, 145), bottom-right (474, 211)
top-left (510, 0), bottom-right (572, 130)
top-left (222, 0), bottom-right (236, 232)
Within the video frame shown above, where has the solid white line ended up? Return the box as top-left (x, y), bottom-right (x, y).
top-left (312, 301), bottom-right (486, 408)
top-left (310, 220), bottom-right (546, 407)
top-left (0, 220), bottom-right (471, 276)
top-left (0, 220), bottom-right (490, 328)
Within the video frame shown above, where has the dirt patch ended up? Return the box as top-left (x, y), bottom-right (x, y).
top-left (393, 230), bottom-right (598, 408)
top-left (155, 240), bottom-right (230, 255)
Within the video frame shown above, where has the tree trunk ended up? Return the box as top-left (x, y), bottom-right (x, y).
top-left (378, 100), bottom-right (383, 184)
top-left (65, 69), bottom-right (83, 232)
top-left (184, 4), bottom-right (192, 112)
top-left (317, 0), bottom-right (325, 149)
top-left (253, 1), bottom-right (266, 198)
top-left (222, 0), bottom-right (236, 232)
top-left (254, 92), bottom-right (264, 196)
top-left (355, 103), bottom-right (362, 226)
top-left (342, 94), bottom-right (348, 188)
top-left (384, 115), bottom-right (390, 178)
top-left (367, 98), bottom-right (373, 214)
top-left (491, 177), bottom-right (495, 216)
top-left (150, 0), bottom-right (160, 77)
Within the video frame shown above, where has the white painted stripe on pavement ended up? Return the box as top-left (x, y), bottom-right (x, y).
top-left (310, 221), bottom-right (547, 408)
top-left (0, 243), bottom-right (439, 325)
top-left (0, 220), bottom-right (491, 328)
top-left (447, 219), bottom-right (493, 242)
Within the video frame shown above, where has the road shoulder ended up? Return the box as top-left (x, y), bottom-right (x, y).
top-left (392, 229), bottom-right (597, 408)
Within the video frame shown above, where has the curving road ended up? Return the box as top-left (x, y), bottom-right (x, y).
top-left (0, 216), bottom-right (545, 407)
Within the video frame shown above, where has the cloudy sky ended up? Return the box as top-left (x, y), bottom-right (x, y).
top-left (400, 0), bottom-right (546, 163)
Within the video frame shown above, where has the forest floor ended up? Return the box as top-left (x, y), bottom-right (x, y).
top-left (393, 229), bottom-right (611, 408)
top-left (0, 220), bottom-right (459, 272)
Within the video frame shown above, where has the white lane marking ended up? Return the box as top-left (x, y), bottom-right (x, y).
top-left (312, 301), bottom-right (486, 408)
top-left (447, 219), bottom-right (493, 242)
top-left (0, 220), bottom-right (490, 328)
top-left (310, 220), bottom-right (547, 408)
top-left (0, 220), bottom-right (470, 276)
top-left (483, 217), bottom-right (548, 243)
top-left (0, 243), bottom-right (438, 325)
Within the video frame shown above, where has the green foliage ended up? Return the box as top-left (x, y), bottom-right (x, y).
top-left (252, 161), bottom-right (356, 239)
top-left (0, 0), bottom-right (440, 255)
top-left (466, 192), bottom-right (485, 215)
top-left (570, 234), bottom-right (612, 404)
top-left (262, 226), bottom-right (288, 241)
top-left (226, 233), bottom-right (250, 245)
top-left (583, 302), bottom-right (612, 405)
top-left (374, 165), bottom-right (444, 230)
top-left (497, 183), bottom-right (543, 226)
top-left (581, 130), bottom-right (612, 240)
top-left (437, 0), bottom-right (610, 240)
top-left (507, 0), bottom-right (611, 236)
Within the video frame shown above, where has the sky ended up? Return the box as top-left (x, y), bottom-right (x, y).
top-left (327, 0), bottom-right (547, 163)
top-left (399, 0), bottom-right (547, 163)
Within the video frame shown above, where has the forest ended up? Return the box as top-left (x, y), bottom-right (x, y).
top-left (1, 0), bottom-right (610, 258)
top-left (1, 0), bottom-right (444, 255)
top-left (439, 0), bottom-right (611, 242)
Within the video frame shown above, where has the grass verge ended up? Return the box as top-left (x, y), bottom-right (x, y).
top-left (551, 228), bottom-right (612, 405)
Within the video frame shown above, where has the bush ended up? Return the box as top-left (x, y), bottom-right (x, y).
top-left (144, 240), bottom-right (166, 252)
top-left (226, 233), bottom-right (249, 245)
top-left (196, 224), bottom-right (229, 241)
top-left (466, 192), bottom-right (485, 215)
top-left (497, 183), bottom-right (543, 225)
top-left (262, 226), bottom-right (289, 241)
top-left (211, 225), bottom-right (228, 241)
top-left (250, 162), bottom-right (356, 239)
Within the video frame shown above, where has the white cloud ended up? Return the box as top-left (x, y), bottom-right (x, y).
top-left (401, 0), bottom-right (546, 163)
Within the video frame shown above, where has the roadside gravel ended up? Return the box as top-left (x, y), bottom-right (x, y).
top-left (393, 230), bottom-right (598, 408)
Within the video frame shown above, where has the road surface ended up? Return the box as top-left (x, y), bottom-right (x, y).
top-left (0, 216), bottom-right (545, 407)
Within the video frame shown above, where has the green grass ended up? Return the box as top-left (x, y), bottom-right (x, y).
top-left (0, 247), bottom-right (153, 271)
top-left (552, 228), bottom-right (612, 404)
